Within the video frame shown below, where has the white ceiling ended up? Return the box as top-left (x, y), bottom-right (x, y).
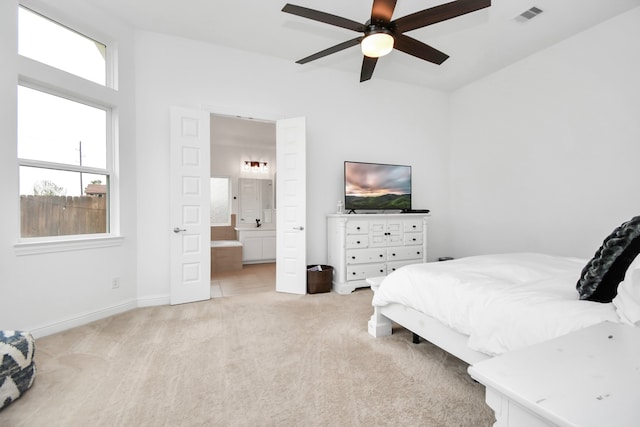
top-left (83, 0), bottom-right (639, 90)
top-left (211, 114), bottom-right (276, 148)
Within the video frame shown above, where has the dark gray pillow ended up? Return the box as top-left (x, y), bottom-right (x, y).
top-left (577, 216), bottom-right (640, 303)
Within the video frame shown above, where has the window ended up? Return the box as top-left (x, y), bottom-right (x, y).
top-left (18, 6), bottom-right (106, 85)
top-left (210, 177), bottom-right (231, 226)
top-left (17, 5), bottom-right (115, 241)
top-left (18, 86), bottom-right (111, 238)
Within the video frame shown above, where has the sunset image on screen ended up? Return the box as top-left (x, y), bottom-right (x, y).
top-left (345, 162), bottom-right (411, 210)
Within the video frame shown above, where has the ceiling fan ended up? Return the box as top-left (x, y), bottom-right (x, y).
top-left (282, 0), bottom-right (491, 82)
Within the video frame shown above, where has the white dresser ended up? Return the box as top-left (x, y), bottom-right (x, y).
top-left (327, 213), bottom-right (428, 294)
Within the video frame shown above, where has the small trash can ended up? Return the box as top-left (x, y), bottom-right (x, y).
top-left (307, 265), bottom-right (333, 294)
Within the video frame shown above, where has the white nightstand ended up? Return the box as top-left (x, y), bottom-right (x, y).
top-left (468, 321), bottom-right (640, 427)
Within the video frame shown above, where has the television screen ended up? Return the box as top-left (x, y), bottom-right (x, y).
top-left (344, 161), bottom-right (411, 211)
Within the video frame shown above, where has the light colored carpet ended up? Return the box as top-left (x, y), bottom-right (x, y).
top-left (0, 289), bottom-right (494, 426)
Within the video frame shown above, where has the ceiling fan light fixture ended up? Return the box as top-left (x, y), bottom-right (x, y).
top-left (361, 31), bottom-right (394, 58)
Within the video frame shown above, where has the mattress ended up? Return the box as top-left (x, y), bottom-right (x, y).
top-left (372, 253), bottom-right (620, 356)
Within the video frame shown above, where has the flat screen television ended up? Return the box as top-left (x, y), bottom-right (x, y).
top-left (344, 161), bottom-right (411, 212)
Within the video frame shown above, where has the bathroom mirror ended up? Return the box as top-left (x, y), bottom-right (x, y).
top-left (238, 178), bottom-right (274, 226)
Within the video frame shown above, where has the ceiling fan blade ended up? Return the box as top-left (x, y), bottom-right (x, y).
top-left (360, 56), bottom-right (378, 82)
top-left (392, 0), bottom-right (491, 33)
top-left (296, 37), bottom-right (363, 64)
top-left (393, 34), bottom-right (449, 65)
top-left (282, 4), bottom-right (365, 32)
top-left (371, 0), bottom-right (397, 25)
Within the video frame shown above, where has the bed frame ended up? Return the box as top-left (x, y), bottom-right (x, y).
top-left (366, 276), bottom-right (490, 364)
top-left (368, 303), bottom-right (490, 365)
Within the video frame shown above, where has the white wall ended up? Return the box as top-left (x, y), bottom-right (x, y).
top-left (134, 31), bottom-right (452, 300)
top-left (0, 0), bottom-right (138, 336)
top-left (449, 7), bottom-right (640, 259)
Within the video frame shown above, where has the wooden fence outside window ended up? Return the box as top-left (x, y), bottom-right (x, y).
top-left (20, 195), bottom-right (107, 237)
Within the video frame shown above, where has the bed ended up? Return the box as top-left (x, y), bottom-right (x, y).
top-left (368, 216), bottom-right (640, 365)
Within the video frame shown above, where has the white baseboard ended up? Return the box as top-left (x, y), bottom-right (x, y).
top-left (136, 294), bottom-right (171, 307)
top-left (29, 294), bottom-right (173, 338)
top-left (31, 299), bottom-right (138, 338)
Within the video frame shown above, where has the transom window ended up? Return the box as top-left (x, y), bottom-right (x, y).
top-left (18, 6), bottom-right (106, 85)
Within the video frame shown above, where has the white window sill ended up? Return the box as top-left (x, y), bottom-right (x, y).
top-left (14, 235), bottom-right (124, 256)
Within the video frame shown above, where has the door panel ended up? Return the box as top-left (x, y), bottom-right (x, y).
top-left (169, 107), bottom-right (211, 305)
top-left (276, 117), bottom-right (306, 294)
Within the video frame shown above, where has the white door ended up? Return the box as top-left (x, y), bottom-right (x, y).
top-left (238, 178), bottom-right (258, 226)
top-left (169, 106), bottom-right (211, 305)
top-left (276, 117), bottom-right (306, 294)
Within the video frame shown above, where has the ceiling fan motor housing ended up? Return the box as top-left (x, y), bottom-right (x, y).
top-left (364, 23), bottom-right (395, 38)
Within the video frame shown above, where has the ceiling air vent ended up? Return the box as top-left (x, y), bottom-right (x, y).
top-left (515, 6), bottom-right (543, 22)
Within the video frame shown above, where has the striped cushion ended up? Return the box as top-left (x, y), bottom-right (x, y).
top-left (0, 330), bottom-right (36, 410)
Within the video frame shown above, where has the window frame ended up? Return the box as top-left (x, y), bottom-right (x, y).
top-left (14, 3), bottom-right (121, 255)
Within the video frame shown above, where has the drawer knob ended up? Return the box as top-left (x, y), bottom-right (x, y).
top-left (412, 225), bottom-right (416, 229)
top-left (357, 241), bottom-right (361, 244)
top-left (379, 254), bottom-right (383, 258)
top-left (417, 251), bottom-right (421, 255)
top-left (352, 272), bottom-right (356, 275)
top-left (392, 253), bottom-right (396, 257)
top-left (356, 226), bottom-right (361, 230)
top-left (352, 256), bottom-right (356, 259)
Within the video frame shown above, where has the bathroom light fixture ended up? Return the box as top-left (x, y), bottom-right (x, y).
top-left (243, 160), bottom-right (269, 173)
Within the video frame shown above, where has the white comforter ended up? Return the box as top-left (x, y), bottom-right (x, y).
top-left (372, 253), bottom-right (620, 356)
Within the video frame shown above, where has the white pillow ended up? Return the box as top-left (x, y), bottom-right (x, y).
top-left (612, 253), bottom-right (640, 325)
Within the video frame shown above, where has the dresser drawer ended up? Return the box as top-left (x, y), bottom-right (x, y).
top-left (346, 235), bottom-right (369, 249)
top-left (403, 219), bottom-right (423, 232)
top-left (347, 263), bottom-right (387, 281)
top-left (387, 260), bottom-right (421, 274)
top-left (387, 246), bottom-right (423, 261)
top-left (346, 222), bottom-right (369, 234)
top-left (346, 248), bottom-right (386, 264)
top-left (404, 232), bottom-right (423, 246)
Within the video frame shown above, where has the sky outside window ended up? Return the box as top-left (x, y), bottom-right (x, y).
top-left (18, 86), bottom-right (107, 196)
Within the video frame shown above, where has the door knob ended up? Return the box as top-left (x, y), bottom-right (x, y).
top-left (293, 226), bottom-right (305, 230)
top-left (173, 227), bottom-right (186, 233)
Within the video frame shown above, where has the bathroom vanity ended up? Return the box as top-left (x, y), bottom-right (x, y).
top-left (235, 227), bottom-right (276, 264)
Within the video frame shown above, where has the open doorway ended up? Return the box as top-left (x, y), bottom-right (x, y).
top-left (209, 114), bottom-right (277, 297)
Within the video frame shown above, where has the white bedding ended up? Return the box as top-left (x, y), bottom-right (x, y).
top-left (372, 253), bottom-right (621, 356)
